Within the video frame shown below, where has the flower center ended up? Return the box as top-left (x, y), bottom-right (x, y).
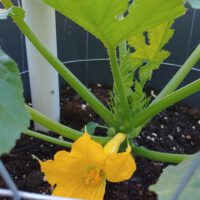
top-left (84, 167), bottom-right (105, 186)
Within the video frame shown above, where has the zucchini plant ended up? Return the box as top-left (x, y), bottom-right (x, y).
top-left (0, 0), bottom-right (200, 199)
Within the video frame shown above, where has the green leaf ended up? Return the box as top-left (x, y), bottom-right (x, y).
top-left (149, 154), bottom-right (200, 200)
top-left (119, 52), bottom-right (142, 90)
top-left (128, 21), bottom-right (174, 87)
top-left (81, 122), bottom-right (107, 135)
top-left (43, 0), bottom-right (185, 47)
top-left (0, 50), bottom-right (30, 155)
top-left (0, 6), bottom-right (25, 20)
top-left (187, 0), bottom-right (200, 9)
top-left (110, 51), bottom-right (150, 128)
top-left (111, 21), bottom-right (174, 124)
top-left (130, 80), bottom-right (150, 114)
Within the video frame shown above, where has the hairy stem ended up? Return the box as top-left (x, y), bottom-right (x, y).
top-left (1, 0), bottom-right (118, 128)
top-left (26, 105), bottom-right (111, 144)
top-left (133, 145), bottom-right (191, 164)
top-left (108, 47), bottom-right (129, 116)
top-left (119, 40), bottom-right (127, 64)
top-left (23, 129), bottom-right (72, 148)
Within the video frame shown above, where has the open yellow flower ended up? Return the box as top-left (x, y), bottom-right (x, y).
top-left (40, 132), bottom-right (136, 200)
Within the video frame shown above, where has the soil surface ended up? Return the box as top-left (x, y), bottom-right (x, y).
top-left (1, 85), bottom-right (200, 200)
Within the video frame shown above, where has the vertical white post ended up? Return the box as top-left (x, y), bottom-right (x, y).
top-left (22, 0), bottom-right (60, 131)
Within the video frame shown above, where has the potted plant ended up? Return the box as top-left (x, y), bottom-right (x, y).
top-left (0, 0), bottom-right (200, 199)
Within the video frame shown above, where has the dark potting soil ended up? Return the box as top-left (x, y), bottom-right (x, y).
top-left (1, 85), bottom-right (200, 200)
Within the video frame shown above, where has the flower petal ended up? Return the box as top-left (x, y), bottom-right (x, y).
top-left (40, 150), bottom-right (83, 186)
top-left (104, 151), bottom-right (136, 182)
top-left (72, 132), bottom-right (106, 168)
top-left (53, 179), bottom-right (106, 200)
top-left (52, 177), bottom-right (83, 197)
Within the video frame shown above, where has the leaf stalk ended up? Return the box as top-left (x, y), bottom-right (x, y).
top-left (134, 79), bottom-right (200, 128)
top-left (23, 129), bottom-right (72, 148)
top-left (154, 44), bottom-right (200, 102)
top-left (1, 0), bottom-right (118, 128)
top-left (133, 145), bottom-right (191, 164)
top-left (108, 47), bottom-right (130, 122)
top-left (26, 105), bottom-right (111, 144)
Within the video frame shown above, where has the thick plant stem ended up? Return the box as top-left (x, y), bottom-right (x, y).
top-left (1, 0), bottom-right (117, 128)
top-left (133, 145), bottom-right (191, 164)
top-left (108, 47), bottom-right (129, 114)
top-left (154, 44), bottom-right (200, 103)
top-left (134, 79), bottom-right (200, 128)
top-left (26, 105), bottom-right (111, 144)
top-left (1, 0), bottom-right (12, 7)
top-left (23, 130), bottom-right (72, 148)
top-left (119, 40), bottom-right (127, 64)
top-left (118, 13), bottom-right (127, 64)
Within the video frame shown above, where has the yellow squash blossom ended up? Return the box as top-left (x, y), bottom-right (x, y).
top-left (40, 132), bottom-right (136, 200)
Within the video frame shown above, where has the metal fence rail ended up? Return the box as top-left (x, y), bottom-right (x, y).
top-left (0, 189), bottom-right (78, 200)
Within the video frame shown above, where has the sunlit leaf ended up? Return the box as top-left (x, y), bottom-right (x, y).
top-left (119, 52), bottom-right (138, 90)
top-left (0, 50), bottom-right (30, 155)
top-left (43, 0), bottom-right (185, 47)
top-left (128, 21), bottom-right (174, 87)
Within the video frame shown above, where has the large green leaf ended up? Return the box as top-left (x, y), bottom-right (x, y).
top-left (187, 0), bottom-right (200, 8)
top-left (43, 0), bottom-right (185, 47)
top-left (0, 50), bottom-right (30, 155)
top-left (150, 154), bottom-right (200, 200)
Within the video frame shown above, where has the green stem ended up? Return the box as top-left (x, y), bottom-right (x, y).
top-left (26, 105), bottom-right (111, 145)
top-left (118, 13), bottom-right (127, 64)
top-left (134, 79), bottom-right (200, 128)
top-left (1, 0), bottom-right (117, 128)
top-left (1, 0), bottom-right (12, 7)
top-left (23, 129), bottom-right (72, 148)
top-left (134, 44), bottom-right (200, 136)
top-left (133, 145), bottom-right (191, 164)
top-left (119, 40), bottom-right (127, 64)
top-left (108, 47), bottom-right (129, 114)
top-left (154, 44), bottom-right (200, 103)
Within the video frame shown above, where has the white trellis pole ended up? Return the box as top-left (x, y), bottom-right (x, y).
top-left (22, 0), bottom-right (60, 131)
